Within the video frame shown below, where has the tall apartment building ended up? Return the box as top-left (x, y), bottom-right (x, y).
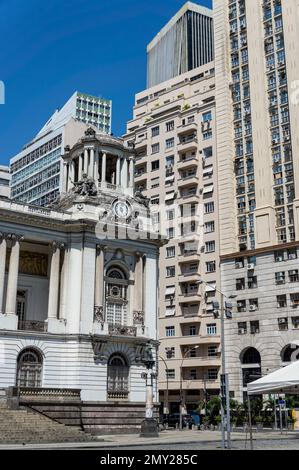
top-left (10, 91), bottom-right (112, 206)
top-left (214, 0), bottom-right (299, 401)
top-left (147, 2), bottom-right (214, 88)
top-left (125, 63), bottom-right (222, 413)
top-left (0, 165), bottom-right (10, 199)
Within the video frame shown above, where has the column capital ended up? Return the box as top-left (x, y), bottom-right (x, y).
top-left (96, 244), bottom-right (108, 255)
top-left (6, 233), bottom-right (24, 243)
top-left (50, 241), bottom-right (66, 253)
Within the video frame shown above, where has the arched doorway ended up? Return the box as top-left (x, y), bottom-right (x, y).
top-left (107, 353), bottom-right (129, 400)
top-left (105, 267), bottom-right (129, 326)
top-left (240, 347), bottom-right (261, 387)
top-left (281, 344), bottom-right (299, 363)
top-left (16, 348), bottom-right (43, 388)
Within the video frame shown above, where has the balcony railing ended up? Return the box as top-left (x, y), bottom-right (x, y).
top-left (18, 320), bottom-right (47, 332)
top-left (108, 324), bottom-right (137, 337)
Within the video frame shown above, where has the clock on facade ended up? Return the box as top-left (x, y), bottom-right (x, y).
top-left (112, 199), bottom-right (132, 219)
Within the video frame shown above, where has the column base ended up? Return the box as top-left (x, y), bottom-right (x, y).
top-left (46, 318), bottom-right (67, 334)
top-left (0, 314), bottom-right (18, 330)
top-left (140, 418), bottom-right (159, 438)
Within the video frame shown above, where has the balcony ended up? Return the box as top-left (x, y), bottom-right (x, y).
top-left (134, 138), bottom-right (147, 151)
top-left (108, 324), bottom-right (137, 337)
top-left (177, 156), bottom-right (198, 170)
top-left (177, 122), bottom-right (198, 135)
top-left (182, 356), bottom-right (221, 368)
top-left (18, 320), bottom-right (47, 332)
top-left (178, 192), bottom-right (199, 203)
top-left (177, 136), bottom-right (198, 153)
top-left (178, 293), bottom-right (201, 304)
top-left (178, 272), bottom-right (201, 283)
top-left (177, 175), bottom-right (199, 189)
top-left (178, 251), bottom-right (200, 262)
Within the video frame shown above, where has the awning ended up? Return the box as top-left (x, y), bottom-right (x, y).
top-left (165, 192), bottom-right (175, 201)
top-left (203, 185), bottom-right (214, 194)
top-left (165, 286), bottom-right (175, 296)
top-left (248, 349), bottom-right (299, 395)
top-left (165, 308), bottom-right (175, 317)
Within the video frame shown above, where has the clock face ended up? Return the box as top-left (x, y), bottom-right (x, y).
top-left (112, 200), bottom-right (131, 219)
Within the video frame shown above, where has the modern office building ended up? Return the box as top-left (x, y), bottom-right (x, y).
top-left (147, 2), bottom-right (214, 88)
top-left (0, 165), bottom-right (10, 199)
top-left (214, 0), bottom-right (299, 401)
top-left (10, 92), bottom-right (112, 207)
top-left (125, 62), bottom-right (222, 413)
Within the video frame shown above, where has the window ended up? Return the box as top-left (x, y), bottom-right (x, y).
top-left (166, 227), bottom-right (175, 239)
top-left (189, 325), bottom-right (196, 336)
top-left (105, 267), bottom-right (128, 326)
top-left (166, 246), bottom-right (175, 258)
top-left (166, 121), bottom-right (174, 132)
top-left (236, 278), bottom-right (245, 290)
top-left (151, 160), bottom-right (160, 171)
top-left (17, 348), bottom-right (43, 388)
top-left (166, 266), bottom-right (175, 278)
top-left (165, 306), bottom-right (175, 317)
top-left (275, 271), bottom-right (285, 285)
top-left (166, 347), bottom-right (175, 359)
top-left (235, 258), bottom-right (245, 268)
top-left (166, 138), bottom-right (175, 149)
top-left (248, 276), bottom-right (258, 289)
top-left (151, 196), bottom-right (160, 205)
top-left (278, 318), bottom-right (288, 331)
top-left (292, 317), bottom-right (299, 329)
top-left (167, 209), bottom-right (175, 220)
top-left (204, 221), bottom-right (215, 233)
top-left (205, 241), bottom-right (215, 253)
top-left (203, 147), bottom-right (213, 159)
top-left (238, 322), bottom-right (247, 335)
top-left (151, 126), bottom-right (159, 137)
top-left (166, 369), bottom-right (175, 379)
top-left (289, 270), bottom-right (299, 283)
top-left (190, 369), bottom-right (197, 380)
top-left (107, 354), bottom-right (129, 397)
top-left (151, 143), bottom-right (159, 154)
top-left (151, 177), bottom-right (159, 188)
top-left (204, 202), bottom-right (214, 214)
top-left (249, 299), bottom-right (259, 310)
top-left (237, 300), bottom-right (246, 313)
top-left (203, 130), bottom-right (212, 140)
top-left (250, 321), bottom-right (260, 334)
top-left (287, 249), bottom-right (297, 260)
top-left (207, 369), bottom-right (218, 380)
top-left (166, 155), bottom-right (174, 169)
top-left (207, 323), bottom-right (217, 336)
top-left (165, 326), bottom-right (175, 337)
top-left (202, 111), bottom-right (212, 122)
top-left (152, 212), bottom-right (160, 225)
top-left (291, 294), bottom-right (299, 307)
top-left (277, 295), bottom-right (287, 308)
top-left (208, 346), bottom-right (218, 357)
top-left (274, 251), bottom-right (284, 262)
top-left (206, 261), bottom-right (216, 273)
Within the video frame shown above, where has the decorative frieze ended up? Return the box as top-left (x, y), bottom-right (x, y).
top-left (108, 324), bottom-right (137, 337)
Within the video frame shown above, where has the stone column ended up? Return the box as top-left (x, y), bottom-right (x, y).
top-left (0, 233), bottom-right (7, 315)
top-left (5, 234), bottom-right (23, 315)
top-left (90, 147), bottom-right (95, 179)
top-left (123, 159), bottom-right (128, 188)
top-left (116, 157), bottom-right (121, 186)
top-left (101, 152), bottom-right (107, 184)
top-left (94, 245), bottom-right (105, 317)
top-left (84, 148), bottom-right (89, 175)
top-left (47, 242), bottom-right (62, 319)
top-left (63, 163), bottom-right (68, 193)
top-left (129, 157), bottom-right (134, 188)
top-left (78, 154), bottom-right (83, 181)
top-left (94, 150), bottom-right (99, 187)
top-left (134, 252), bottom-right (144, 312)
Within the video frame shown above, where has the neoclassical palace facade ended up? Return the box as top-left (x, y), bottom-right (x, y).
top-left (0, 129), bottom-right (164, 431)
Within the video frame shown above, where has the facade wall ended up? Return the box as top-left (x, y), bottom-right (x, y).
top-left (0, 166), bottom-right (10, 199)
top-left (125, 64), bottom-right (222, 412)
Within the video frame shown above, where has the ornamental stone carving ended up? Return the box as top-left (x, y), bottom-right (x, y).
top-left (94, 305), bottom-right (104, 325)
top-left (133, 310), bottom-right (145, 325)
top-left (108, 324), bottom-right (137, 337)
top-left (73, 174), bottom-right (97, 197)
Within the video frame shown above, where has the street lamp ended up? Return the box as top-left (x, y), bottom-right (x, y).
top-left (159, 355), bottom-right (170, 416)
top-left (140, 344), bottom-right (159, 438)
top-left (197, 279), bottom-right (236, 449)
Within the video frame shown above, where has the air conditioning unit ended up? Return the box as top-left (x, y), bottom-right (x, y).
top-left (278, 318), bottom-right (287, 324)
top-left (239, 328), bottom-right (246, 335)
top-left (247, 264), bottom-right (255, 270)
top-left (236, 262), bottom-right (243, 269)
top-left (249, 305), bottom-right (257, 312)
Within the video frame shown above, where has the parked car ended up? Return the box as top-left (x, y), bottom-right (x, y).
top-left (162, 413), bottom-right (195, 429)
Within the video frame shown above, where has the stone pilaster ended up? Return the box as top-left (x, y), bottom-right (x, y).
top-left (0, 233), bottom-right (7, 315)
top-left (5, 234), bottom-right (23, 316)
top-left (47, 242), bottom-right (66, 334)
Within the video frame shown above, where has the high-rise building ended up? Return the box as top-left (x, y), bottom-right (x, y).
top-left (147, 2), bottom-right (214, 88)
top-left (10, 91), bottom-right (112, 207)
top-left (214, 0), bottom-right (299, 401)
top-left (125, 62), bottom-right (222, 413)
top-left (0, 165), bottom-right (10, 199)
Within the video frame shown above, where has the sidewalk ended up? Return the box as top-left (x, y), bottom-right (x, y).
top-left (0, 429), bottom-right (297, 450)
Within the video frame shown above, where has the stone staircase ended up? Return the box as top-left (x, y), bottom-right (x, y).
top-left (0, 401), bottom-right (97, 444)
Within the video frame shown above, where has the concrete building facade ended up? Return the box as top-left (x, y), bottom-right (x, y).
top-left (147, 2), bottom-right (214, 88)
top-left (10, 92), bottom-right (112, 207)
top-left (125, 62), bottom-right (222, 413)
top-left (0, 165), bottom-right (10, 199)
top-left (214, 0), bottom-right (299, 401)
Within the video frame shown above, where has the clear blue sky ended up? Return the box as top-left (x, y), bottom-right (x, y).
top-left (0, 0), bottom-right (212, 165)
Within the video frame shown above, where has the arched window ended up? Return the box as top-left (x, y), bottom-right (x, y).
top-left (107, 353), bottom-right (129, 399)
top-left (240, 347), bottom-right (261, 388)
top-left (281, 344), bottom-right (299, 363)
top-left (17, 348), bottom-right (43, 388)
top-left (105, 266), bottom-right (129, 326)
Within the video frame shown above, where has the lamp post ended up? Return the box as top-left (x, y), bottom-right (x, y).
top-left (140, 344), bottom-right (159, 438)
top-left (197, 279), bottom-right (235, 449)
top-left (159, 355), bottom-right (169, 416)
